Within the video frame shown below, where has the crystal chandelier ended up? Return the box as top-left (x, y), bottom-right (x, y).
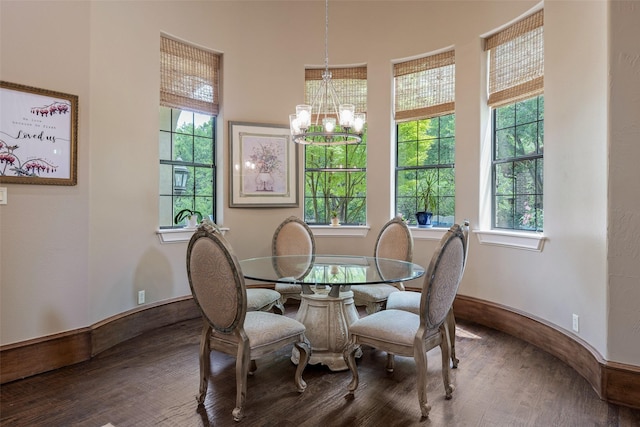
top-left (289, 0), bottom-right (366, 145)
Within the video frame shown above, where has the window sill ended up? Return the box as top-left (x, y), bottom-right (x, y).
top-left (409, 226), bottom-right (448, 241)
top-left (156, 226), bottom-right (228, 244)
top-left (310, 225), bottom-right (447, 240)
top-left (473, 229), bottom-right (545, 252)
top-left (310, 225), bottom-right (370, 238)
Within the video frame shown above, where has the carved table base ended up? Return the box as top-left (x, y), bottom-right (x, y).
top-left (291, 288), bottom-right (361, 371)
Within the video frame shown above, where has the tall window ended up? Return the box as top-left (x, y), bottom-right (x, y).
top-left (304, 67), bottom-right (367, 225)
top-left (394, 50), bottom-right (456, 227)
top-left (159, 36), bottom-right (220, 228)
top-left (486, 10), bottom-right (544, 231)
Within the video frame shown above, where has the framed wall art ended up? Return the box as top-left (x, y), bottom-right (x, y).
top-left (229, 121), bottom-right (298, 207)
top-left (0, 81), bottom-right (78, 185)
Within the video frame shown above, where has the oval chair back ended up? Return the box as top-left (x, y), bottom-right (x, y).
top-left (272, 216), bottom-right (316, 257)
top-left (374, 216), bottom-right (413, 262)
top-left (420, 223), bottom-right (465, 330)
top-left (187, 228), bottom-right (246, 334)
top-left (271, 216), bottom-right (316, 303)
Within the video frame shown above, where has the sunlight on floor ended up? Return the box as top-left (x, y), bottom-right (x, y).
top-left (455, 326), bottom-right (482, 340)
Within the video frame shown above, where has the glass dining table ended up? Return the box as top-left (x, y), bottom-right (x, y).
top-left (240, 255), bottom-right (425, 371)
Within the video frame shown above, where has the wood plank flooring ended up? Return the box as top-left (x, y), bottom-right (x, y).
top-left (2, 304), bottom-right (639, 427)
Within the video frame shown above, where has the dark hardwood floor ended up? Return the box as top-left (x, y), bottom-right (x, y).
top-left (2, 304), bottom-right (639, 427)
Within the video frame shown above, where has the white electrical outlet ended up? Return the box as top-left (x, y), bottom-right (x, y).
top-left (572, 313), bottom-right (579, 332)
top-left (138, 290), bottom-right (145, 305)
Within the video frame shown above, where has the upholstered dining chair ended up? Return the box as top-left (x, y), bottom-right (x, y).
top-left (271, 216), bottom-right (316, 304)
top-left (343, 223), bottom-right (466, 419)
top-left (351, 216), bottom-right (413, 314)
top-left (386, 220), bottom-right (469, 367)
top-left (201, 220), bottom-right (285, 315)
top-left (186, 223), bottom-right (311, 422)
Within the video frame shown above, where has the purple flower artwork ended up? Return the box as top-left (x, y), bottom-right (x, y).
top-left (241, 134), bottom-right (286, 194)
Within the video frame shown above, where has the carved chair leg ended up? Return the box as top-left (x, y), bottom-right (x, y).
top-left (386, 353), bottom-right (395, 372)
top-left (233, 343), bottom-right (250, 422)
top-left (446, 308), bottom-right (459, 368)
top-left (413, 339), bottom-right (431, 418)
top-left (274, 300), bottom-right (286, 315)
top-left (343, 341), bottom-right (360, 394)
top-left (294, 338), bottom-right (311, 392)
top-left (440, 325), bottom-right (454, 399)
top-left (197, 323), bottom-right (211, 405)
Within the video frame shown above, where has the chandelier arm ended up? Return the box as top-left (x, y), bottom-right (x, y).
top-left (307, 81), bottom-right (325, 126)
top-left (325, 79), bottom-right (342, 123)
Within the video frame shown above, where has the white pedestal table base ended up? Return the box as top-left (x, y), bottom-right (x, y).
top-left (291, 289), bottom-right (362, 371)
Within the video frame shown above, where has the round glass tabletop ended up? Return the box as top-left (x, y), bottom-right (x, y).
top-left (240, 254), bottom-right (425, 286)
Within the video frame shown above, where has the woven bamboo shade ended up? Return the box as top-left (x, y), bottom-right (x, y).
top-left (393, 50), bottom-right (455, 122)
top-left (305, 66), bottom-right (367, 120)
top-left (160, 36), bottom-right (220, 115)
top-left (485, 10), bottom-right (544, 107)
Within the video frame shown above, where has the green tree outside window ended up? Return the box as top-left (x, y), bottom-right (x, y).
top-left (395, 114), bottom-right (456, 227)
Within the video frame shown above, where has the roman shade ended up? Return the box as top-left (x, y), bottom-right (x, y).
top-left (160, 35), bottom-right (220, 115)
top-left (485, 10), bottom-right (544, 107)
top-left (394, 50), bottom-right (455, 121)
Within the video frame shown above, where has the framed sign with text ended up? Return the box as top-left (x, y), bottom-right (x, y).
top-left (0, 81), bottom-right (78, 185)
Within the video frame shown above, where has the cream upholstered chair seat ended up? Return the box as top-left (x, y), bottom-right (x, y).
top-left (354, 283), bottom-right (400, 303)
top-left (271, 283), bottom-right (300, 303)
top-left (351, 217), bottom-right (413, 314)
top-left (272, 216), bottom-right (315, 305)
top-left (348, 309), bottom-right (422, 344)
top-left (344, 224), bottom-right (466, 419)
top-left (186, 222), bottom-right (310, 422)
top-left (209, 311), bottom-right (307, 350)
top-left (384, 290), bottom-right (421, 314)
top-left (246, 288), bottom-right (284, 314)
top-left (386, 220), bottom-right (469, 367)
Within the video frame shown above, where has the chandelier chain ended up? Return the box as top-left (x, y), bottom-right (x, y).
top-left (324, 0), bottom-right (329, 72)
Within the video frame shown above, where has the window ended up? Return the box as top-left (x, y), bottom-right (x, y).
top-left (486, 10), bottom-right (544, 231)
top-left (492, 97), bottom-right (544, 230)
top-left (394, 51), bottom-right (456, 227)
top-left (303, 67), bottom-right (367, 225)
top-left (159, 108), bottom-right (215, 228)
top-left (159, 36), bottom-right (220, 228)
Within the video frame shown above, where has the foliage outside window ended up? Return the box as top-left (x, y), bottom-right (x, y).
top-left (486, 10), bottom-right (544, 231)
top-left (159, 107), bottom-right (215, 228)
top-left (159, 35), bottom-right (219, 228)
top-left (396, 115), bottom-right (455, 227)
top-left (305, 141), bottom-right (367, 225)
top-left (492, 96), bottom-right (543, 231)
top-left (393, 50), bottom-right (456, 227)
top-left (303, 66), bottom-right (367, 225)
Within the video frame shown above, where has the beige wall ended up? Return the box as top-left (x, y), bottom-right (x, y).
top-left (1, 0), bottom-right (92, 342)
top-left (1, 1), bottom-right (637, 367)
top-left (608, 0), bottom-right (640, 363)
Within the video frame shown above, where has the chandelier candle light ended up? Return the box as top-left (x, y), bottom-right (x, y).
top-left (289, 0), bottom-right (366, 145)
